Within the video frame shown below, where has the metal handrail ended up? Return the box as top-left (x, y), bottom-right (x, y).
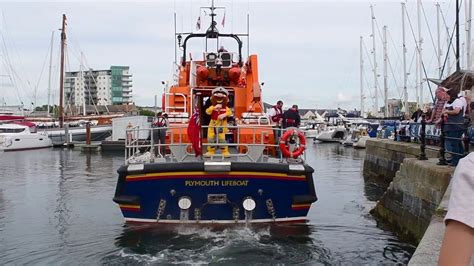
top-left (165, 93), bottom-right (187, 113)
top-left (124, 125), bottom-right (306, 164)
top-left (394, 115), bottom-right (471, 165)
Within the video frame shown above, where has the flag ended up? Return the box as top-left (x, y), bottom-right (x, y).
top-left (221, 12), bottom-right (226, 28)
top-left (187, 108), bottom-right (202, 156)
top-left (196, 16), bottom-right (201, 31)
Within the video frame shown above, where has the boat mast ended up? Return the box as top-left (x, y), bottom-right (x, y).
top-left (465, 0), bottom-right (472, 70)
top-left (417, 0), bottom-right (423, 108)
top-left (80, 52), bottom-right (85, 116)
top-left (47, 30), bottom-right (54, 116)
top-left (456, 0), bottom-right (461, 71)
top-left (174, 12), bottom-right (177, 64)
top-left (383, 25), bottom-right (388, 118)
top-left (437, 2), bottom-right (443, 77)
top-left (402, 2), bottom-right (408, 115)
top-left (370, 5), bottom-right (378, 116)
top-left (447, 26), bottom-right (452, 74)
top-left (360, 36), bottom-right (364, 118)
top-left (59, 14), bottom-right (66, 128)
top-left (247, 12), bottom-right (250, 58)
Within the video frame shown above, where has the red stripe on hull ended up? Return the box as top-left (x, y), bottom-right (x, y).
top-left (291, 206), bottom-right (311, 211)
top-left (120, 207), bottom-right (141, 212)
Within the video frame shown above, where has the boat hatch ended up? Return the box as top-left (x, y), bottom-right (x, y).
top-left (207, 194), bottom-right (227, 204)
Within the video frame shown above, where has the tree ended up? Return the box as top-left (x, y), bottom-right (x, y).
top-left (138, 108), bottom-right (155, 117)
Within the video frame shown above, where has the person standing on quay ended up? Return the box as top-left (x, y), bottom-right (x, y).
top-left (442, 87), bottom-right (466, 166)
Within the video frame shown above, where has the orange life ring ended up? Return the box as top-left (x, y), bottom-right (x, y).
top-left (279, 129), bottom-right (306, 158)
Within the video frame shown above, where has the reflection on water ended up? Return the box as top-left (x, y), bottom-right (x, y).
top-left (0, 144), bottom-right (415, 264)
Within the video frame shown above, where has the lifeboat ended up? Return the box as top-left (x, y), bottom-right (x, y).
top-left (113, 2), bottom-right (317, 224)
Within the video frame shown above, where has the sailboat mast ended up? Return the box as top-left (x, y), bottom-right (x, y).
top-left (456, 0), bottom-right (461, 71)
top-left (402, 2), bottom-right (408, 115)
top-left (383, 26), bottom-right (388, 118)
top-left (59, 14), bottom-right (66, 128)
top-left (47, 30), bottom-right (54, 116)
top-left (80, 52), bottom-right (85, 116)
top-left (466, 0), bottom-right (472, 70)
top-left (447, 26), bottom-right (452, 74)
top-left (437, 2), bottom-right (442, 77)
top-left (417, 0), bottom-right (423, 108)
top-left (360, 36), bottom-right (364, 117)
top-left (370, 5), bottom-right (378, 116)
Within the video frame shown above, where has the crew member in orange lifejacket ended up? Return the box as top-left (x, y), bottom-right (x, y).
top-left (282, 105), bottom-right (301, 128)
top-left (205, 87), bottom-right (232, 157)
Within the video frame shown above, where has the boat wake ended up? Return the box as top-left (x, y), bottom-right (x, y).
top-left (108, 224), bottom-right (323, 264)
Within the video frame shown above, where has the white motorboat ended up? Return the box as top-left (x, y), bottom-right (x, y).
top-left (352, 127), bottom-right (370, 149)
top-left (340, 123), bottom-right (371, 148)
top-left (315, 125), bottom-right (348, 142)
top-left (0, 122), bottom-right (52, 151)
top-left (353, 135), bottom-right (370, 149)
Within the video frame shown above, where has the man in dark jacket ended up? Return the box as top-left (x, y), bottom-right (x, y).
top-left (282, 105), bottom-right (301, 128)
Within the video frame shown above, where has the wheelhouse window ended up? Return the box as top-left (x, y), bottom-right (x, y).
top-left (0, 128), bottom-right (26, 133)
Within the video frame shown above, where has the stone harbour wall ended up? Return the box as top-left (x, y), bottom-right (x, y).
top-left (371, 158), bottom-right (453, 242)
top-left (363, 139), bottom-right (439, 185)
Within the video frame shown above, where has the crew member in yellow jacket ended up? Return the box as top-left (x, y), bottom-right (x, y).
top-left (205, 87), bottom-right (232, 157)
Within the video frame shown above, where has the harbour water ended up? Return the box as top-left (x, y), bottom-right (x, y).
top-left (0, 142), bottom-right (415, 264)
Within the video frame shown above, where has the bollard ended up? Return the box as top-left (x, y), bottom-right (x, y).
top-left (394, 122), bottom-right (398, 141)
top-left (463, 117), bottom-right (471, 156)
top-left (64, 124), bottom-right (69, 145)
top-left (418, 114), bottom-right (428, 160)
top-left (86, 123), bottom-right (91, 145)
top-left (437, 118), bottom-right (447, 165)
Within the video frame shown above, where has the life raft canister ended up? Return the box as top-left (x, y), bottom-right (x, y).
top-left (196, 65), bottom-right (209, 82)
top-left (279, 129), bottom-right (306, 159)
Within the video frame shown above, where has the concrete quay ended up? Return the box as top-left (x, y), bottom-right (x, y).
top-left (363, 139), bottom-right (439, 185)
top-left (363, 139), bottom-right (457, 264)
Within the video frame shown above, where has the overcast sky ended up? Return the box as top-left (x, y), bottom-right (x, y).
top-left (0, 0), bottom-right (466, 111)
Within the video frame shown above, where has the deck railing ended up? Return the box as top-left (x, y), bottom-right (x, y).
top-left (124, 125), bottom-right (306, 164)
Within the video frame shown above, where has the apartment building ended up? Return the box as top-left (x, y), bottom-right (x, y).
top-left (64, 66), bottom-right (132, 107)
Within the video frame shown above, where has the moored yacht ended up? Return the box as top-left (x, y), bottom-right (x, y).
top-left (0, 122), bottom-right (52, 151)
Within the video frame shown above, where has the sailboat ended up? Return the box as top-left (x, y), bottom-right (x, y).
top-left (41, 15), bottom-right (112, 145)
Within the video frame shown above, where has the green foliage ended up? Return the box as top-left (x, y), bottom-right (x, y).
top-left (34, 104), bottom-right (57, 114)
top-left (138, 108), bottom-right (155, 117)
